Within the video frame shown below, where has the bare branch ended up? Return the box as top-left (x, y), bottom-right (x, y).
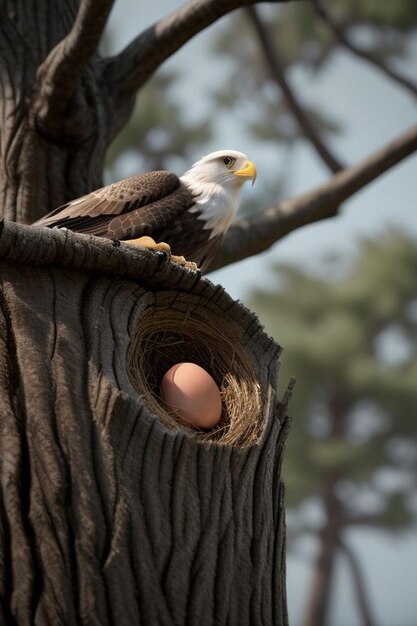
top-left (311, 0), bottom-right (417, 99)
top-left (104, 0), bottom-right (298, 100)
top-left (245, 6), bottom-right (344, 174)
top-left (209, 124), bottom-right (417, 271)
top-left (33, 0), bottom-right (115, 138)
top-left (338, 540), bottom-right (376, 626)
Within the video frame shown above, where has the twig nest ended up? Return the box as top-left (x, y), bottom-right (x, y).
top-left (160, 363), bottom-right (222, 429)
top-left (127, 301), bottom-right (263, 447)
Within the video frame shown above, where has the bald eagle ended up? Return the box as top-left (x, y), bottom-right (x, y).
top-left (35, 150), bottom-right (256, 272)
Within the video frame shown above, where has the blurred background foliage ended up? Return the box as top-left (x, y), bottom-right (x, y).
top-left (105, 0), bottom-right (417, 624)
top-left (106, 0), bottom-right (417, 215)
top-left (248, 232), bottom-right (417, 624)
top-left (105, 71), bottom-right (212, 178)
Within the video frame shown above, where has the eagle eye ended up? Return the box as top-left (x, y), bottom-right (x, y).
top-left (223, 156), bottom-right (236, 168)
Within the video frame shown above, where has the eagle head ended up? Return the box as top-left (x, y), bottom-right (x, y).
top-left (180, 149), bottom-right (257, 238)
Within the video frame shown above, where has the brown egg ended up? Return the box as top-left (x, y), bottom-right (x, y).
top-left (160, 362), bottom-right (222, 429)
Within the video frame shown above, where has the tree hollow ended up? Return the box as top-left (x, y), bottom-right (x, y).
top-left (0, 219), bottom-right (290, 626)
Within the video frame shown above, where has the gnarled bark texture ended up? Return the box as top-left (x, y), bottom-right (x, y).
top-left (0, 1), bottom-right (131, 223)
top-left (0, 219), bottom-right (290, 626)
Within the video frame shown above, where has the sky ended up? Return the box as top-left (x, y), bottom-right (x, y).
top-left (105, 3), bottom-right (417, 625)
top-left (106, 1), bottom-right (417, 298)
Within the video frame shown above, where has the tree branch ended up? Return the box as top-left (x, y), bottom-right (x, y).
top-left (104, 0), bottom-right (298, 100)
top-left (245, 6), bottom-right (344, 174)
top-left (310, 0), bottom-right (417, 99)
top-left (209, 124), bottom-right (417, 271)
top-left (338, 540), bottom-right (376, 626)
top-left (33, 0), bottom-right (115, 138)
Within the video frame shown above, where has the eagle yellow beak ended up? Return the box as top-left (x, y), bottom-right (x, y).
top-left (233, 160), bottom-right (257, 185)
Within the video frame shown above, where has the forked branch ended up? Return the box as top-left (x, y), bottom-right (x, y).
top-left (33, 0), bottom-right (115, 138)
top-left (245, 6), bottom-right (344, 174)
top-left (104, 0), bottom-right (298, 101)
top-left (311, 0), bottom-right (417, 99)
top-left (210, 124), bottom-right (417, 270)
top-left (339, 540), bottom-right (376, 626)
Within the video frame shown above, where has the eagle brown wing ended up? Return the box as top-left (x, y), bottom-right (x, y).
top-left (34, 170), bottom-right (222, 268)
top-left (35, 171), bottom-right (196, 238)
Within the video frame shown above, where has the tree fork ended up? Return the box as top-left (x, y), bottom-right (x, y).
top-left (0, 1), bottom-right (132, 224)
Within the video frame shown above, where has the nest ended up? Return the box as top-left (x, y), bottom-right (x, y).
top-left (127, 306), bottom-right (263, 447)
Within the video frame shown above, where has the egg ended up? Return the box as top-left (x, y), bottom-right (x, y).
top-left (160, 362), bottom-right (222, 429)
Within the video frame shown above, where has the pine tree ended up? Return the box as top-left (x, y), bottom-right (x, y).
top-left (249, 233), bottom-right (417, 626)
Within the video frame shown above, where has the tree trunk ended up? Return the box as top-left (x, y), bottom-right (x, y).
top-left (302, 479), bottom-right (342, 626)
top-left (0, 2), bottom-right (134, 223)
top-left (339, 540), bottom-right (377, 626)
top-left (302, 389), bottom-right (350, 626)
top-left (0, 219), bottom-right (290, 625)
top-left (301, 525), bottom-right (339, 626)
top-left (0, 111), bottom-right (107, 224)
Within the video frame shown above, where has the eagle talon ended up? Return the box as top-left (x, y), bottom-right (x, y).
top-left (171, 255), bottom-right (199, 272)
top-left (186, 262), bottom-right (200, 272)
top-left (152, 251), bottom-right (169, 271)
top-left (155, 249), bottom-right (170, 262)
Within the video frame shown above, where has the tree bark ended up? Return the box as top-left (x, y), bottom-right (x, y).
top-left (0, 1), bottom-right (135, 224)
top-left (0, 219), bottom-right (290, 625)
